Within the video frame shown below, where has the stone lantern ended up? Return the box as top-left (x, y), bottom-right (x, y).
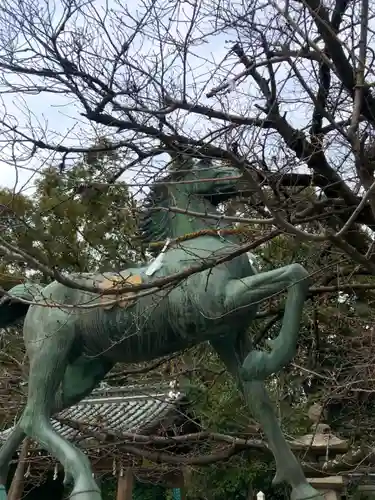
top-left (290, 403), bottom-right (348, 500)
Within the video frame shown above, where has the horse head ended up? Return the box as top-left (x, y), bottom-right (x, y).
top-left (139, 156), bottom-right (242, 249)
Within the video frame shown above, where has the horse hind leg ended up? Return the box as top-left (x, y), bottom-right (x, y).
top-left (18, 324), bottom-right (101, 500)
top-left (210, 336), bottom-right (323, 500)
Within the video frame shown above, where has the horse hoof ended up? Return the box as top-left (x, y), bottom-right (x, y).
top-left (291, 484), bottom-right (324, 500)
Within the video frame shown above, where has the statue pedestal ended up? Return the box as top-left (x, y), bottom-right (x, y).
top-left (292, 404), bottom-right (348, 500)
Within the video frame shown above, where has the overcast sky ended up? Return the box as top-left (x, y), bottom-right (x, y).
top-left (0, 0), bottom-right (325, 197)
top-left (0, 0), bottom-right (230, 194)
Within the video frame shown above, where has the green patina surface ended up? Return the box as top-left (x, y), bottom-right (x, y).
top-left (0, 157), bottom-right (320, 500)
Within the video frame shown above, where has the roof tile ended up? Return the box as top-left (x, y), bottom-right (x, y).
top-left (0, 382), bottom-right (183, 448)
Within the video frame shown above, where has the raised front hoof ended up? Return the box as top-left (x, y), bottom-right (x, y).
top-left (70, 487), bottom-right (102, 500)
top-left (291, 484), bottom-right (324, 500)
top-left (240, 350), bottom-right (271, 381)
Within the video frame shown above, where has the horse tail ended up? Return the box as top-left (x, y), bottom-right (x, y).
top-left (0, 283), bottom-right (44, 328)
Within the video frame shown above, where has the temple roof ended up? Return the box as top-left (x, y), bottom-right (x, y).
top-left (0, 381), bottom-right (184, 448)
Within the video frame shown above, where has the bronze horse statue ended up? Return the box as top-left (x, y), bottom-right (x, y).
top-left (0, 158), bottom-right (320, 500)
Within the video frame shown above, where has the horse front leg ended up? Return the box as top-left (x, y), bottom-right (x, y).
top-left (224, 263), bottom-right (310, 380)
top-left (210, 336), bottom-right (322, 500)
top-left (19, 316), bottom-right (101, 500)
top-left (0, 356), bottom-right (113, 496)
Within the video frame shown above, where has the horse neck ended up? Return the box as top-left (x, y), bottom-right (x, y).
top-left (168, 195), bottom-right (234, 240)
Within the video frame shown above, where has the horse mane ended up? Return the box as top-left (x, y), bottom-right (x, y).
top-left (138, 156), bottom-right (200, 247)
top-left (138, 175), bottom-right (171, 245)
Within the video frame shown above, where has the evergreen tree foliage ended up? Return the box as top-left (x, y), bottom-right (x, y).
top-left (0, 137), bottom-right (140, 427)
